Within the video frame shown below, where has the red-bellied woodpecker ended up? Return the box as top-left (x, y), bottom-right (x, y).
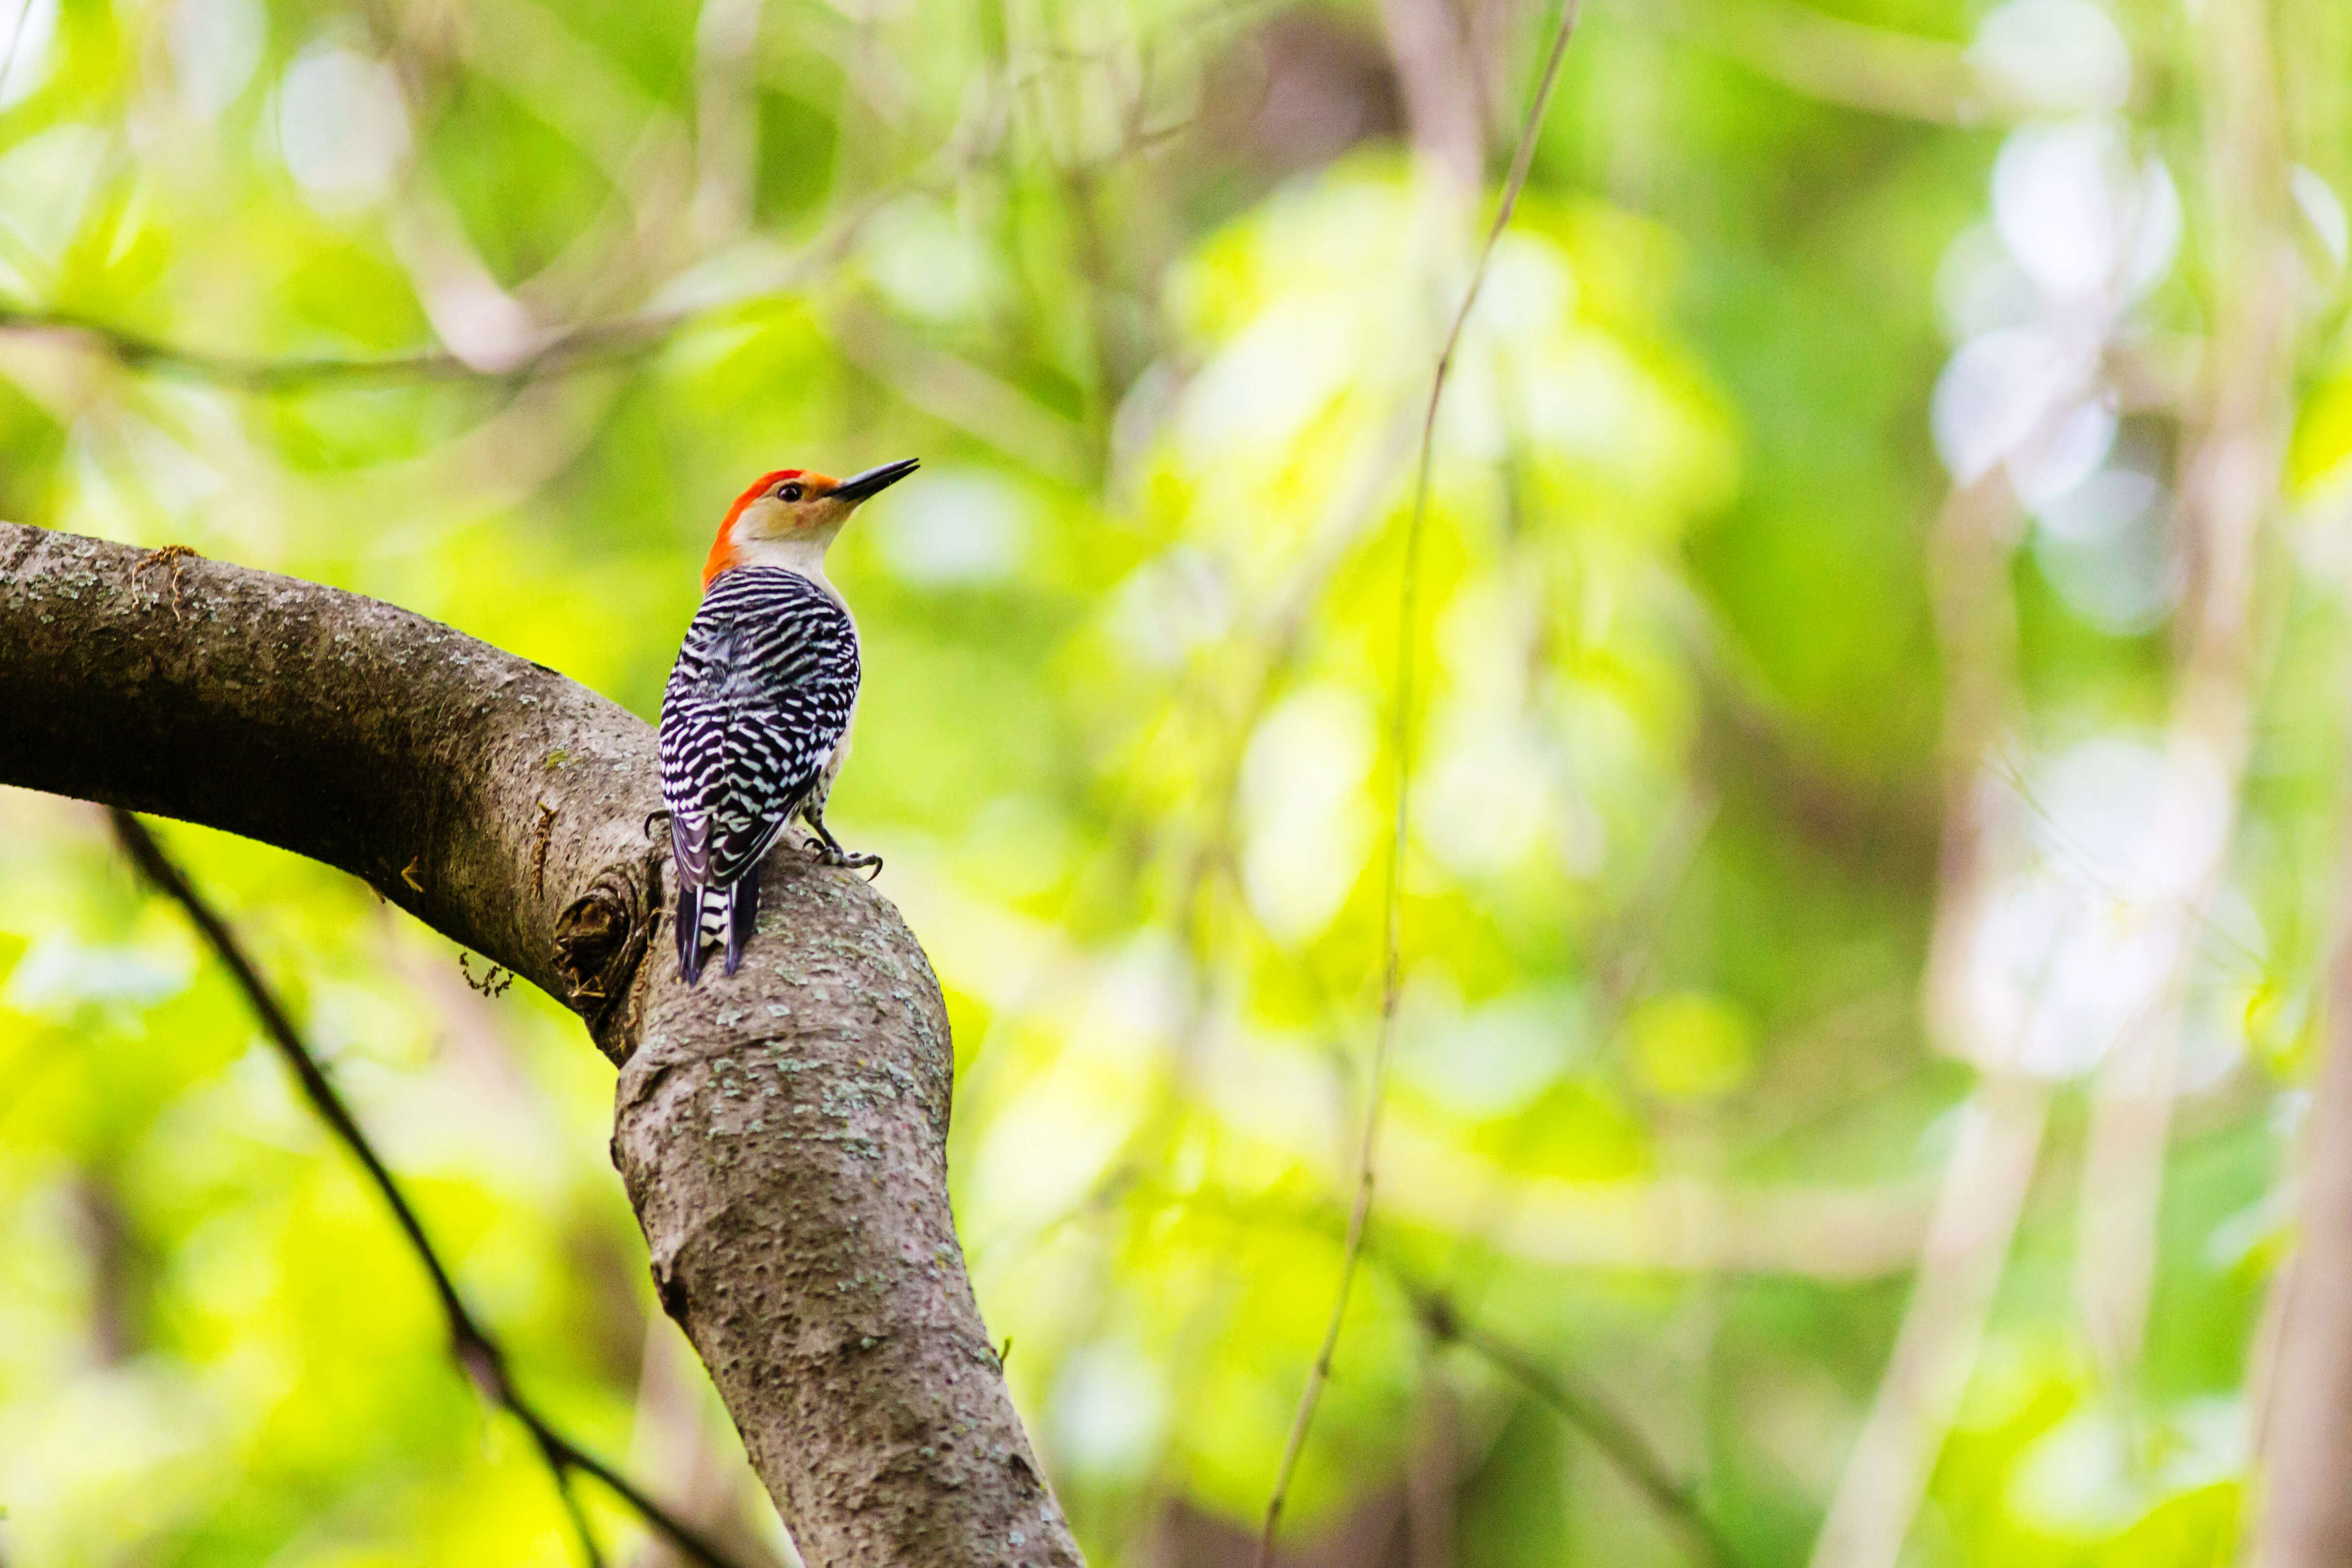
top-left (659, 458), bottom-right (918, 985)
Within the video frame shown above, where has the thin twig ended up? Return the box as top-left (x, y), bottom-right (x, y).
top-left (1251, 5), bottom-right (1587, 1564)
top-left (0, 100), bottom-right (966, 392)
top-left (110, 811), bottom-right (763, 1568)
top-left (0, 303), bottom-right (668, 390)
top-left (1413, 1289), bottom-right (1743, 1568)
top-left (543, 1446), bottom-right (613, 1568)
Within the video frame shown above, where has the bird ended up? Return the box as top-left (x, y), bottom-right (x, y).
top-left (658, 457), bottom-right (918, 985)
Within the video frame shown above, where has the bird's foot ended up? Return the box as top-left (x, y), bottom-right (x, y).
top-left (803, 838), bottom-right (883, 879)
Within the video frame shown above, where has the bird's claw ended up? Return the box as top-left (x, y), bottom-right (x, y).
top-left (804, 838), bottom-right (883, 879)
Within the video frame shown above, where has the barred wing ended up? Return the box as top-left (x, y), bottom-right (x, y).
top-left (660, 567), bottom-right (861, 892)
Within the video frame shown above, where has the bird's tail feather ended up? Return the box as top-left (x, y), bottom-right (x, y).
top-left (676, 876), bottom-right (759, 985)
top-left (675, 878), bottom-right (710, 986)
top-left (724, 874), bottom-right (760, 976)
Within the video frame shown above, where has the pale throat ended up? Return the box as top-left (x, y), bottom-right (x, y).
top-left (729, 531), bottom-right (845, 605)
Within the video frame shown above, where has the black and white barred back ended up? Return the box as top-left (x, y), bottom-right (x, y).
top-left (659, 567), bottom-right (859, 984)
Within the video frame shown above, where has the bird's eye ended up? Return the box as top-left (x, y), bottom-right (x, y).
top-left (777, 482), bottom-right (804, 502)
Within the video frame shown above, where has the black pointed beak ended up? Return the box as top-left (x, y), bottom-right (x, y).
top-left (830, 457), bottom-right (920, 503)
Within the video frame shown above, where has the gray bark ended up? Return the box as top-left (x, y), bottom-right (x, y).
top-left (0, 521), bottom-right (1080, 1567)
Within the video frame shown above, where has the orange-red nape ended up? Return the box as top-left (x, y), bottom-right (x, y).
top-left (703, 468), bottom-right (839, 585)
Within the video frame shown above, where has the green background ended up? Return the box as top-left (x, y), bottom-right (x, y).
top-left (1, 0), bottom-right (2346, 1563)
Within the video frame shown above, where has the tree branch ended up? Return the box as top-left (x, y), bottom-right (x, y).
top-left (0, 303), bottom-right (673, 388)
top-left (2252, 838), bottom-right (2352, 1565)
top-left (1411, 1289), bottom-right (1743, 1568)
top-left (110, 809), bottom-right (750, 1568)
top-left (0, 522), bottom-right (1079, 1567)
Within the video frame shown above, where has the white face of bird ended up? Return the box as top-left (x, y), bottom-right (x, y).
top-left (705, 459), bottom-right (919, 584)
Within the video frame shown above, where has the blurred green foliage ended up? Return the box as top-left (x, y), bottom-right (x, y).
top-left (2, 0), bottom-right (2350, 1564)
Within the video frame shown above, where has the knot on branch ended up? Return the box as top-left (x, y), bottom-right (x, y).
top-left (554, 853), bottom-right (660, 1063)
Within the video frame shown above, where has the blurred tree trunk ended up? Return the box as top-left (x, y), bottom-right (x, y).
top-left (0, 522), bottom-right (1079, 1568)
top-left (2252, 826), bottom-right (2352, 1568)
top-left (1376, 0), bottom-right (1486, 187)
